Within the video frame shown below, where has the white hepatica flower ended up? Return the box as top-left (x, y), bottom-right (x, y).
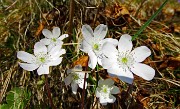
top-left (17, 42), bottom-right (65, 75)
top-left (64, 65), bottom-right (89, 94)
top-left (102, 34), bottom-right (155, 84)
top-left (40, 27), bottom-right (68, 51)
top-left (95, 79), bottom-right (120, 105)
top-left (80, 24), bottom-right (118, 69)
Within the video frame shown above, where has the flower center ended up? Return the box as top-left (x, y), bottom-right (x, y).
top-left (52, 38), bottom-right (57, 42)
top-left (121, 57), bottom-right (128, 64)
top-left (73, 73), bottom-right (79, 81)
top-left (35, 53), bottom-right (48, 65)
top-left (39, 57), bottom-right (46, 63)
top-left (93, 43), bottom-right (99, 51)
top-left (100, 85), bottom-right (111, 98)
top-left (117, 52), bottom-right (134, 68)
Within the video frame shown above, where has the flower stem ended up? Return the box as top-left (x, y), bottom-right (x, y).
top-left (45, 75), bottom-right (56, 109)
top-left (96, 65), bottom-right (99, 88)
top-left (81, 63), bottom-right (88, 109)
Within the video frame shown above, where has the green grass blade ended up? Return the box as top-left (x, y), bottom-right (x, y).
top-left (132, 0), bottom-right (168, 41)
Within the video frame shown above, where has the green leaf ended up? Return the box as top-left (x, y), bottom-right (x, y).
top-left (1, 87), bottom-right (31, 109)
top-left (132, 0), bottom-right (168, 40)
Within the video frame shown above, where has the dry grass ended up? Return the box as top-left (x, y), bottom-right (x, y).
top-left (0, 0), bottom-right (180, 109)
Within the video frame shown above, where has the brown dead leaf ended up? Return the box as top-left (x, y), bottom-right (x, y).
top-left (73, 56), bottom-right (89, 67)
top-left (35, 21), bottom-right (45, 37)
top-left (105, 3), bottom-right (129, 19)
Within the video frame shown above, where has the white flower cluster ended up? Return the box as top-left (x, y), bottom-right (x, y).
top-left (17, 27), bottom-right (68, 75)
top-left (17, 24), bottom-right (155, 106)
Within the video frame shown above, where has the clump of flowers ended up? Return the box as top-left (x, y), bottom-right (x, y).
top-left (80, 24), bottom-right (118, 69)
top-left (102, 34), bottom-right (155, 84)
top-left (17, 42), bottom-right (66, 75)
top-left (64, 65), bottom-right (89, 94)
top-left (40, 27), bottom-right (68, 51)
top-left (95, 79), bottom-right (120, 105)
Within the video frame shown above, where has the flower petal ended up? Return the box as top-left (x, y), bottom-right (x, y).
top-left (34, 42), bottom-right (47, 55)
top-left (108, 95), bottom-right (116, 103)
top-left (130, 63), bottom-right (155, 80)
top-left (64, 75), bottom-right (72, 85)
top-left (42, 29), bottom-right (53, 38)
top-left (47, 43), bottom-right (55, 52)
top-left (58, 34), bottom-right (68, 40)
top-left (101, 58), bottom-right (118, 69)
top-left (71, 82), bottom-right (78, 94)
top-left (47, 57), bottom-right (62, 66)
top-left (131, 46), bottom-right (151, 62)
top-left (94, 24), bottom-right (108, 40)
top-left (37, 65), bottom-right (49, 75)
top-left (82, 24), bottom-right (93, 44)
top-left (101, 38), bottom-right (118, 46)
top-left (19, 63), bottom-right (39, 71)
top-left (17, 51), bottom-right (36, 63)
top-left (52, 27), bottom-right (60, 38)
top-left (40, 38), bottom-right (51, 45)
top-left (118, 34), bottom-right (132, 53)
top-left (97, 57), bottom-right (102, 66)
top-left (88, 51), bottom-right (97, 69)
top-left (80, 40), bottom-right (92, 53)
top-left (102, 43), bottom-right (118, 58)
top-left (103, 79), bottom-right (114, 86)
top-left (107, 66), bottom-right (134, 84)
top-left (111, 86), bottom-right (120, 94)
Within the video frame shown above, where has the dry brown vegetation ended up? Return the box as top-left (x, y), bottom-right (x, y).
top-left (0, 0), bottom-right (180, 109)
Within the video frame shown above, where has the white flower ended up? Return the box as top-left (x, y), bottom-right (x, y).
top-left (17, 42), bottom-right (65, 75)
top-left (80, 24), bottom-right (118, 69)
top-left (102, 34), bottom-right (155, 84)
top-left (64, 65), bottom-right (89, 94)
top-left (40, 27), bottom-right (68, 51)
top-left (95, 79), bottom-right (120, 105)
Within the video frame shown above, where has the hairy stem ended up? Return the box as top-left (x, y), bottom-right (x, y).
top-left (45, 75), bottom-right (56, 109)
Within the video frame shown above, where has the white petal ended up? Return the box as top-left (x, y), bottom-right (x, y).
top-left (78, 73), bottom-right (88, 89)
top-left (64, 75), bottom-right (72, 85)
top-left (40, 38), bottom-right (51, 45)
top-left (131, 46), bottom-right (151, 62)
top-left (58, 34), bottom-right (68, 40)
top-left (52, 27), bottom-right (60, 38)
top-left (74, 65), bottom-right (83, 71)
top-left (34, 42), bottom-right (47, 56)
top-left (99, 97), bottom-right (108, 105)
top-left (55, 40), bottom-right (63, 47)
top-left (102, 58), bottom-right (118, 69)
top-left (67, 69), bottom-right (72, 74)
top-left (19, 63), bottom-right (39, 71)
top-left (102, 43), bottom-right (118, 58)
top-left (130, 63), bottom-right (155, 80)
top-left (50, 50), bottom-right (65, 60)
top-left (111, 86), bottom-right (120, 94)
top-left (108, 95), bottom-right (116, 103)
top-left (37, 65), bottom-right (49, 75)
top-left (17, 51), bottom-right (35, 63)
top-left (95, 89), bottom-right (100, 97)
top-left (88, 51), bottom-right (97, 69)
top-left (47, 57), bottom-right (62, 66)
top-left (80, 40), bottom-right (92, 53)
top-left (97, 57), bottom-right (102, 66)
top-left (103, 79), bottom-right (114, 86)
top-left (118, 34), bottom-right (132, 53)
top-left (82, 24), bottom-right (93, 43)
top-left (42, 29), bottom-right (53, 38)
top-left (101, 38), bottom-right (118, 46)
top-left (94, 24), bottom-right (108, 40)
top-left (107, 66), bottom-right (134, 84)
top-left (47, 43), bottom-right (55, 52)
top-left (71, 82), bottom-right (78, 94)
